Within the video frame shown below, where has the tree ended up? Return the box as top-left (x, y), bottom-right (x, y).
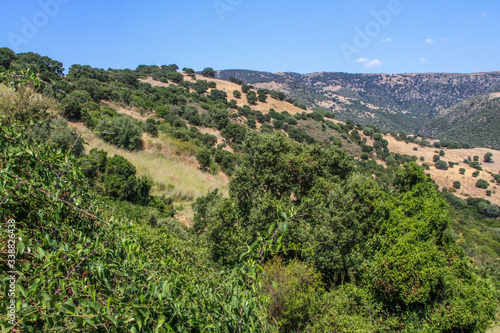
top-left (209, 89), bottom-right (227, 102)
top-left (258, 92), bottom-right (268, 103)
top-left (201, 67), bottom-right (215, 78)
top-left (233, 90), bottom-right (241, 99)
top-left (193, 80), bottom-right (209, 94)
top-left (97, 116), bottom-right (143, 150)
top-left (241, 84), bottom-right (251, 93)
top-left (247, 91), bottom-right (258, 105)
top-left (0, 47), bottom-right (16, 70)
top-left (196, 149), bottom-right (212, 171)
top-left (484, 152), bottom-right (493, 162)
top-left (439, 150), bottom-right (445, 156)
top-left (476, 179), bottom-right (489, 189)
top-left (435, 160), bottom-right (448, 170)
top-left (220, 122), bottom-right (247, 144)
top-left (459, 168), bottom-right (466, 175)
top-left (270, 90), bottom-right (286, 101)
top-left (453, 181), bottom-right (461, 189)
top-left (433, 155), bottom-right (440, 162)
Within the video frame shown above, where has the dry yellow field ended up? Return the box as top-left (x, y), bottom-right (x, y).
top-left (379, 134), bottom-right (500, 205)
top-left (139, 73), bottom-right (311, 115)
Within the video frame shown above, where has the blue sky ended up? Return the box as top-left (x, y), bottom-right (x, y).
top-left (1, 0), bottom-right (498, 74)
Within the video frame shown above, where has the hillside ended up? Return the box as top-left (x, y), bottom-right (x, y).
top-left (217, 70), bottom-right (500, 133)
top-left (419, 93), bottom-right (500, 150)
top-left (2, 51), bottom-right (500, 331)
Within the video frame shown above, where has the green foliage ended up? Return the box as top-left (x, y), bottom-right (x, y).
top-left (97, 116), bottom-right (143, 150)
top-left (262, 258), bottom-right (323, 332)
top-left (0, 47), bottom-right (16, 70)
top-left (196, 149), bottom-right (212, 171)
top-left (493, 174), bottom-right (500, 183)
top-left (453, 181), bottom-right (461, 189)
top-left (201, 67), bottom-right (215, 78)
top-left (476, 179), bottom-right (490, 189)
top-left (439, 149), bottom-right (445, 156)
top-left (484, 152), bottom-right (493, 162)
top-left (246, 91), bottom-right (258, 105)
top-left (433, 154), bottom-right (440, 162)
top-left (459, 168), bottom-right (466, 175)
top-left (233, 90), bottom-right (241, 98)
top-left (435, 160), bottom-right (449, 170)
top-left (220, 122), bottom-right (247, 144)
top-left (28, 118), bottom-right (85, 158)
top-left (473, 170), bottom-right (480, 177)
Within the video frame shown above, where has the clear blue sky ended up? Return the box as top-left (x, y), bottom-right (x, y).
top-left (1, 0), bottom-right (498, 74)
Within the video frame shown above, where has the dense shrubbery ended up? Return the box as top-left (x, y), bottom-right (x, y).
top-left (97, 115), bottom-right (143, 150)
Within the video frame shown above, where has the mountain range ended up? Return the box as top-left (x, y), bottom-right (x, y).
top-left (217, 70), bottom-right (500, 148)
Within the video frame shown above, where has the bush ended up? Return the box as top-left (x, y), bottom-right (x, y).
top-left (360, 152), bottom-right (370, 160)
top-left (435, 160), bottom-right (449, 170)
top-left (262, 258), bottom-right (323, 333)
top-left (246, 91), bottom-right (257, 105)
top-left (484, 152), bottom-right (493, 162)
top-left (233, 90), bottom-right (241, 98)
top-left (196, 149), bottom-right (212, 171)
top-left (201, 67), bottom-right (215, 78)
top-left (476, 179), bottom-right (489, 189)
top-left (97, 116), bottom-right (143, 150)
top-left (420, 156), bottom-right (425, 161)
top-left (484, 204), bottom-right (500, 218)
top-left (472, 170), bottom-right (480, 177)
top-left (486, 190), bottom-right (492, 197)
top-left (433, 155), bottom-right (440, 162)
top-left (439, 150), bottom-right (445, 156)
top-left (493, 174), bottom-right (500, 183)
top-left (453, 181), bottom-right (461, 189)
top-left (459, 168), bottom-right (466, 175)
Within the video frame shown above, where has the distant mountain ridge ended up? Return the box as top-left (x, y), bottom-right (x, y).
top-left (216, 70), bottom-right (500, 135)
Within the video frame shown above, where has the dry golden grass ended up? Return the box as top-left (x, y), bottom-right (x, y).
top-left (139, 74), bottom-right (311, 115)
top-left (68, 121), bottom-right (229, 224)
top-left (377, 134), bottom-right (500, 205)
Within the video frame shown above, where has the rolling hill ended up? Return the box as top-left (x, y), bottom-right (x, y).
top-left (217, 70), bottom-right (500, 134)
top-left (419, 93), bottom-right (500, 150)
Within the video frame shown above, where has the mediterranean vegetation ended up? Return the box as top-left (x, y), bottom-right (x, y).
top-left (1, 49), bottom-right (500, 332)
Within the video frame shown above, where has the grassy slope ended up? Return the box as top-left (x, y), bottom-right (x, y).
top-left (69, 120), bottom-right (229, 226)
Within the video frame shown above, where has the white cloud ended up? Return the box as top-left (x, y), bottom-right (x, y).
top-left (356, 58), bottom-right (370, 63)
top-left (418, 57), bottom-right (427, 64)
top-left (366, 59), bottom-right (382, 68)
top-left (424, 38), bottom-right (435, 44)
top-left (356, 58), bottom-right (382, 69)
top-left (381, 37), bottom-right (392, 42)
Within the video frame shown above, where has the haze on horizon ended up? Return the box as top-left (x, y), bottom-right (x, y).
top-left (1, 0), bottom-right (498, 75)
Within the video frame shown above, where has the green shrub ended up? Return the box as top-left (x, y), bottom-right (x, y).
top-left (476, 179), bottom-right (489, 189)
top-left (435, 160), bottom-right (449, 170)
top-left (459, 168), bottom-right (466, 175)
top-left (97, 116), bottom-right (143, 150)
top-left (453, 181), bottom-right (461, 189)
top-left (433, 155), bottom-right (440, 162)
top-left (196, 149), bottom-right (212, 171)
top-left (472, 170), bottom-right (480, 177)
